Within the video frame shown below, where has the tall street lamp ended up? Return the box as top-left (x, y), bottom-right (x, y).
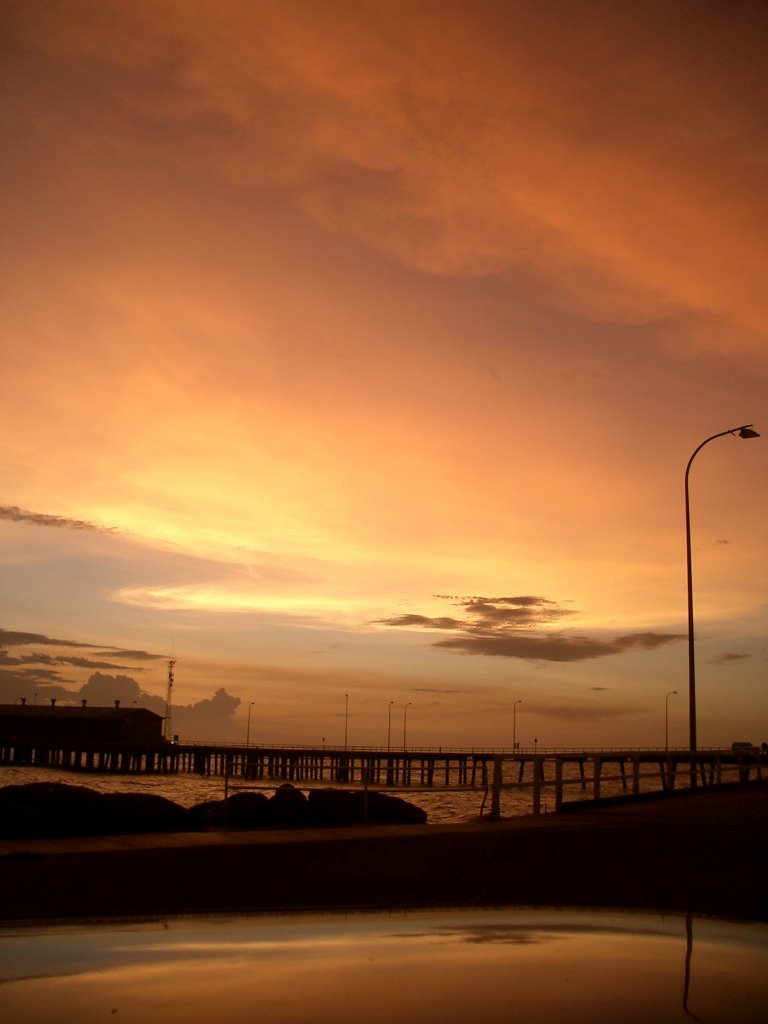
top-left (685, 424), bottom-right (759, 753)
top-left (246, 701), bottom-right (255, 746)
top-left (387, 700), bottom-right (394, 752)
top-left (344, 693), bottom-right (349, 751)
top-left (403, 701), bottom-right (412, 750)
top-left (512, 699), bottom-right (522, 752)
top-left (665, 690), bottom-right (677, 751)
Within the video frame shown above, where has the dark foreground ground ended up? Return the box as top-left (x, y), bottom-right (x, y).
top-left (1, 784), bottom-right (766, 923)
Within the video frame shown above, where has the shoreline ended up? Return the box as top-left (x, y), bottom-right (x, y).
top-left (2, 784), bottom-right (767, 924)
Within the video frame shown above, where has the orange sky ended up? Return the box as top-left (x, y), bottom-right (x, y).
top-left (1, 0), bottom-right (767, 748)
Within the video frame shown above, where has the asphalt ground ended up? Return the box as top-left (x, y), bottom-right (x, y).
top-left (1, 784), bottom-right (766, 923)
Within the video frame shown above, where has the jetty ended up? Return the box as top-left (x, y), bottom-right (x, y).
top-left (1, 727), bottom-right (765, 813)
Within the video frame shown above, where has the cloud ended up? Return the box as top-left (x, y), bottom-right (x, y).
top-left (0, 630), bottom-right (167, 697)
top-left (1, 651), bottom-right (150, 672)
top-left (714, 651), bottom-right (752, 663)
top-left (435, 632), bottom-right (682, 663)
top-left (7, 0), bottom-right (768, 359)
top-left (0, 506), bottom-right (116, 532)
top-left (378, 614), bottom-right (464, 630)
top-left (379, 595), bottom-right (684, 663)
top-left (0, 629), bottom-right (94, 648)
top-left (0, 664), bottom-right (243, 741)
top-left (412, 687), bottom-right (474, 695)
top-left (379, 595), bottom-right (573, 634)
top-left (0, 628), bottom-right (162, 661)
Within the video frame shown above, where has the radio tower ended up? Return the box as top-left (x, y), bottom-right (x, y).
top-left (164, 655), bottom-right (176, 742)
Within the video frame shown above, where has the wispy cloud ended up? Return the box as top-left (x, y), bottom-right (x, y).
top-left (0, 630), bottom-right (164, 670)
top-left (0, 506), bottom-right (116, 532)
top-left (378, 595), bottom-right (684, 663)
top-left (0, 651), bottom-right (151, 672)
top-left (0, 629), bottom-right (96, 648)
top-left (381, 595), bottom-right (573, 632)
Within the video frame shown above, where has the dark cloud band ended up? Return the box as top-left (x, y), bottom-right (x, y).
top-left (0, 505), bottom-right (115, 532)
top-left (378, 595), bottom-right (684, 663)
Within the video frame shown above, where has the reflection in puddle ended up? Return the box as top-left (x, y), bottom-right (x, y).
top-left (1, 909), bottom-right (766, 1023)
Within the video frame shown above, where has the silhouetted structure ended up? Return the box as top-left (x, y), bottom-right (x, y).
top-left (0, 702), bottom-right (163, 746)
top-left (0, 702), bottom-right (167, 771)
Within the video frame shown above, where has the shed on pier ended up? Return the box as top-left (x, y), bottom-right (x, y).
top-left (0, 703), bottom-right (164, 746)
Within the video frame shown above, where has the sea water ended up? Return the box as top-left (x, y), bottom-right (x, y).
top-left (0, 760), bottom-right (661, 824)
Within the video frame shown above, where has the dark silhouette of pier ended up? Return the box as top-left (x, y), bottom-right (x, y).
top-left (1, 734), bottom-right (764, 813)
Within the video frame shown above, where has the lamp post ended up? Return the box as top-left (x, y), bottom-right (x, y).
top-left (344, 693), bottom-right (349, 751)
top-left (665, 690), bottom-right (677, 751)
top-left (387, 700), bottom-right (394, 752)
top-left (512, 699), bottom-right (522, 752)
top-left (403, 701), bottom-right (412, 750)
top-left (685, 424), bottom-right (759, 754)
top-left (246, 701), bottom-right (255, 746)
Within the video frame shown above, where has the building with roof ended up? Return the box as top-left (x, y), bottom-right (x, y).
top-left (0, 701), bottom-right (164, 748)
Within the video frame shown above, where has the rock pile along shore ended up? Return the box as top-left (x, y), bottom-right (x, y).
top-left (0, 780), bottom-right (427, 839)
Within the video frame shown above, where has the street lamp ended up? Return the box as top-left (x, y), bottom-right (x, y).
top-left (403, 701), bottom-right (412, 750)
top-left (512, 699), bottom-right (522, 752)
top-left (665, 690), bottom-right (677, 751)
top-left (685, 424), bottom-right (759, 753)
top-left (344, 693), bottom-right (349, 751)
top-left (387, 700), bottom-right (394, 751)
top-left (246, 701), bottom-right (255, 746)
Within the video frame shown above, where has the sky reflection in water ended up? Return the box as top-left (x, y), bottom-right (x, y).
top-left (2, 909), bottom-right (767, 1023)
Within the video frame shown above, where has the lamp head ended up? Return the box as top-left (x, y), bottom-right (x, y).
top-left (738, 425), bottom-right (760, 439)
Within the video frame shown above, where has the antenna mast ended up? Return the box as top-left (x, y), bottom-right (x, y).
top-left (164, 655), bottom-right (175, 742)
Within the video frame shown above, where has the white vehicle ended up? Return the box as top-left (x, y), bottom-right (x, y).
top-left (730, 741), bottom-right (757, 754)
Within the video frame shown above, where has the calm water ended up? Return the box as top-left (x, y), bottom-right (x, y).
top-left (0, 760), bottom-right (677, 824)
top-left (2, 908), bottom-right (767, 1023)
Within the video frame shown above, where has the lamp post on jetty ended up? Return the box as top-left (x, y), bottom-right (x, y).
top-left (246, 701), bottom-right (255, 746)
top-left (512, 699), bottom-right (522, 752)
top-left (344, 693), bottom-right (349, 751)
top-left (403, 701), bottom-right (412, 750)
top-left (665, 690), bottom-right (677, 751)
top-left (387, 700), bottom-right (393, 751)
top-left (684, 424), bottom-right (759, 755)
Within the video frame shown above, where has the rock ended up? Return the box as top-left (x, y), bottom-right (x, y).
top-left (188, 791), bottom-right (271, 829)
top-left (0, 783), bottom-right (189, 838)
top-left (0, 781), bottom-right (427, 838)
top-left (226, 790), bottom-right (270, 826)
top-left (364, 790), bottom-right (428, 824)
top-left (98, 792), bottom-right (189, 834)
top-left (266, 783), bottom-right (310, 826)
top-left (307, 788), bottom-right (360, 825)
top-left (307, 787), bottom-right (427, 826)
top-left (186, 799), bottom-right (226, 828)
top-left (0, 782), bottom-right (103, 838)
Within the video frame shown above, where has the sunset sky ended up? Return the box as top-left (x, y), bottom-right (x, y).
top-left (1, 0), bottom-right (766, 749)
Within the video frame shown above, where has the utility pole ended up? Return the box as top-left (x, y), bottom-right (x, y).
top-left (164, 656), bottom-right (175, 742)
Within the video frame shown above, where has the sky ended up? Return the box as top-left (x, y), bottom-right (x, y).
top-left (1, 0), bottom-right (767, 750)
